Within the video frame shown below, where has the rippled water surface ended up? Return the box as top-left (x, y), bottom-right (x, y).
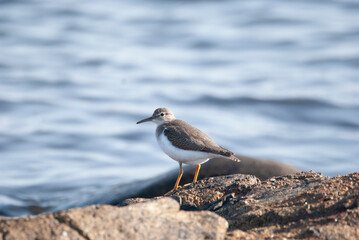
top-left (0, 0), bottom-right (358, 216)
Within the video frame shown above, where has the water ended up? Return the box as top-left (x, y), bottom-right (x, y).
top-left (0, 0), bottom-right (358, 217)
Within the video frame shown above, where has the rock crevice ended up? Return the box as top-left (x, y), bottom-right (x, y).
top-left (53, 214), bottom-right (91, 240)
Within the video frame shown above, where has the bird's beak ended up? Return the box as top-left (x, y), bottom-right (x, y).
top-left (136, 116), bottom-right (153, 124)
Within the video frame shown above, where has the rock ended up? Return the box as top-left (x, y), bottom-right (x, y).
top-left (178, 174), bottom-right (259, 210)
top-left (3, 170), bottom-right (358, 239)
top-left (225, 229), bottom-right (257, 240)
top-left (122, 171), bottom-right (359, 239)
top-left (214, 171), bottom-right (359, 239)
top-left (202, 155), bottom-right (299, 181)
top-left (120, 174), bottom-right (260, 210)
top-left (128, 155), bottom-right (298, 199)
top-left (0, 214), bottom-right (85, 240)
top-left (0, 198), bottom-right (228, 240)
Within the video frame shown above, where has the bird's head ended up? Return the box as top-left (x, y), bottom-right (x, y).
top-left (137, 108), bottom-right (176, 125)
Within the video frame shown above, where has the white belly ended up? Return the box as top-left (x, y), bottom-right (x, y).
top-left (157, 133), bottom-right (213, 165)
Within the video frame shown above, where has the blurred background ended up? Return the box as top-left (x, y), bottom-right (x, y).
top-left (0, 0), bottom-right (358, 217)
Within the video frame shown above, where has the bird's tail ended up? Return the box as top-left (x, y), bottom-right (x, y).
top-left (216, 146), bottom-right (241, 163)
top-left (227, 154), bottom-right (241, 163)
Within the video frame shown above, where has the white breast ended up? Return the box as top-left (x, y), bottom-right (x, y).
top-left (157, 132), bottom-right (213, 165)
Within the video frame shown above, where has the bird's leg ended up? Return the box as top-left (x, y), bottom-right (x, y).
top-left (165, 162), bottom-right (183, 195)
top-left (183, 164), bottom-right (201, 188)
top-left (173, 162), bottom-right (183, 190)
top-left (193, 164), bottom-right (201, 182)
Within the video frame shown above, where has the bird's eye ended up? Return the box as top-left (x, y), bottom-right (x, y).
top-left (160, 113), bottom-right (164, 116)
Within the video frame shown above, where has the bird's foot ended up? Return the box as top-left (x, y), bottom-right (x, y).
top-left (182, 183), bottom-right (192, 188)
top-left (164, 186), bottom-right (182, 196)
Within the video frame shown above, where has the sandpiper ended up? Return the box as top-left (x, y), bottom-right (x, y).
top-left (137, 108), bottom-right (240, 192)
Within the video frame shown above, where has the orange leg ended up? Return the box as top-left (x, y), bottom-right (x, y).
top-left (193, 164), bottom-right (201, 182)
top-left (173, 162), bottom-right (183, 191)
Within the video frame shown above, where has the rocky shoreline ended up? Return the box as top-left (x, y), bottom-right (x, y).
top-left (121, 171), bottom-right (359, 239)
top-left (1, 160), bottom-right (358, 239)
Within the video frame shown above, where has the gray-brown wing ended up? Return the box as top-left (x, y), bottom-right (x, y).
top-left (162, 120), bottom-right (232, 157)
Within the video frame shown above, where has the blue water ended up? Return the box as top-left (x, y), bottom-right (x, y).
top-left (0, 0), bottom-right (358, 216)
